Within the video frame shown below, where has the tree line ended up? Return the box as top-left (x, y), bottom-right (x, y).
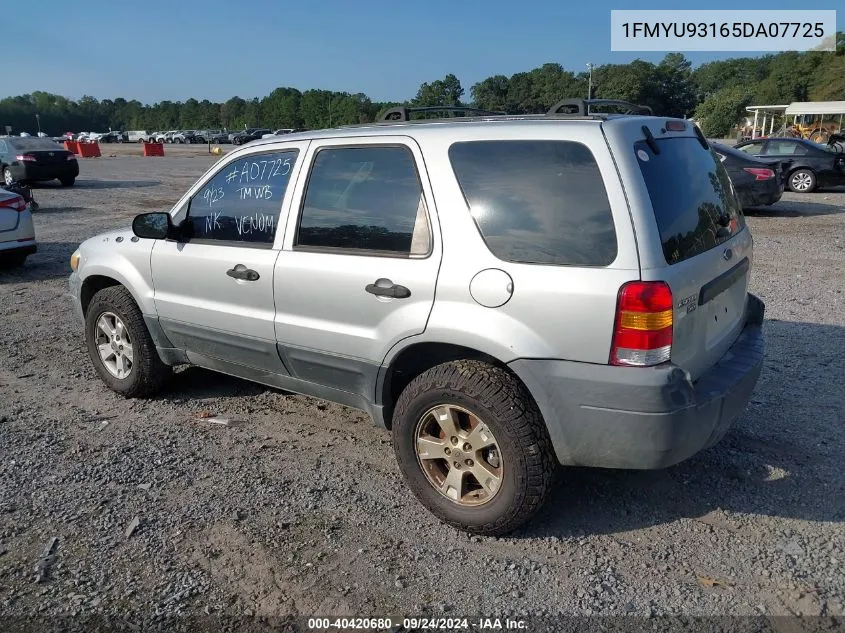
top-left (1, 33), bottom-right (842, 139)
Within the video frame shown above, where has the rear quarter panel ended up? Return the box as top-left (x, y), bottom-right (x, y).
top-left (395, 121), bottom-right (640, 365)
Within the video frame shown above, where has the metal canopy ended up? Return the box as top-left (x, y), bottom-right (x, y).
top-left (784, 101), bottom-right (845, 115)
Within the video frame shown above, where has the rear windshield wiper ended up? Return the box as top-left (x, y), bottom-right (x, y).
top-left (641, 125), bottom-right (660, 155)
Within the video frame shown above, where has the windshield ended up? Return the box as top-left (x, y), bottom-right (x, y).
top-left (635, 137), bottom-right (745, 266)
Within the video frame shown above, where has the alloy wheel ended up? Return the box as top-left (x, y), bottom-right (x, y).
top-left (791, 172), bottom-right (812, 191)
top-left (94, 312), bottom-right (134, 379)
top-left (414, 404), bottom-right (504, 507)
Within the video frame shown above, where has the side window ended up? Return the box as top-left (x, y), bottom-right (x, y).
top-left (738, 142), bottom-right (764, 154)
top-left (0, 140), bottom-right (7, 155)
top-left (449, 140), bottom-right (617, 266)
top-left (295, 146), bottom-right (431, 257)
top-left (766, 141), bottom-right (799, 155)
top-left (185, 149), bottom-right (298, 246)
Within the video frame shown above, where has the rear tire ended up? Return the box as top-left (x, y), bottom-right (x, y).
top-left (788, 169), bottom-right (816, 193)
top-left (85, 286), bottom-right (171, 397)
top-left (0, 253), bottom-right (27, 268)
top-left (392, 360), bottom-right (556, 536)
top-left (59, 177), bottom-right (75, 187)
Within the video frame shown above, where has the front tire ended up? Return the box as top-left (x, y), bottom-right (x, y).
top-left (392, 360), bottom-right (555, 536)
top-left (788, 169), bottom-right (816, 193)
top-left (85, 286), bottom-right (170, 397)
top-left (0, 253), bottom-right (27, 268)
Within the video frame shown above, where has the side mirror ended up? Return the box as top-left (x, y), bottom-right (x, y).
top-left (132, 212), bottom-right (173, 240)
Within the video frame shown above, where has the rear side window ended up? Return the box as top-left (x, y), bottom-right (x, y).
top-left (635, 138), bottom-right (745, 266)
top-left (448, 140), bottom-right (617, 266)
top-left (295, 146), bottom-right (431, 257)
top-left (766, 140), bottom-right (807, 155)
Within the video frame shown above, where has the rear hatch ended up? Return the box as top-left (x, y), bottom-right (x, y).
top-left (625, 123), bottom-right (753, 381)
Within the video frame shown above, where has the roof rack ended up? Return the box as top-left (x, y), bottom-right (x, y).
top-left (547, 98), bottom-right (653, 116)
top-left (380, 106), bottom-right (508, 121)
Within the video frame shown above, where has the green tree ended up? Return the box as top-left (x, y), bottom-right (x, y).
top-left (412, 74), bottom-right (464, 108)
top-left (695, 86), bottom-right (754, 137)
top-left (470, 74), bottom-right (510, 111)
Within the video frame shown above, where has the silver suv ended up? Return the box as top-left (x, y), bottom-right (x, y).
top-left (68, 101), bottom-right (765, 535)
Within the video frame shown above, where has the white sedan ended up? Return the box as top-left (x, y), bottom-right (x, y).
top-left (0, 190), bottom-right (36, 267)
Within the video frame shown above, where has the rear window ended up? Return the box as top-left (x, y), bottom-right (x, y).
top-left (635, 137), bottom-right (745, 266)
top-left (8, 138), bottom-right (63, 151)
top-left (448, 140), bottom-right (617, 266)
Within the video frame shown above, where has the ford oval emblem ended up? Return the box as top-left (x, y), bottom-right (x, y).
top-left (723, 248), bottom-right (733, 261)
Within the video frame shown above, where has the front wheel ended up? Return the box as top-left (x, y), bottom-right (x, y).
top-left (85, 286), bottom-right (171, 397)
top-left (0, 253), bottom-right (27, 268)
top-left (788, 169), bottom-right (816, 193)
top-left (3, 167), bottom-right (13, 186)
top-left (392, 360), bottom-right (555, 536)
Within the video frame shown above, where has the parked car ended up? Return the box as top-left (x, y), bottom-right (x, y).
top-left (709, 141), bottom-right (785, 210)
top-left (232, 128), bottom-right (271, 145)
top-left (172, 130), bottom-right (199, 144)
top-left (68, 102), bottom-right (765, 536)
top-left (734, 137), bottom-right (845, 193)
top-left (0, 136), bottom-right (79, 187)
top-left (262, 128), bottom-right (295, 138)
top-left (154, 131), bottom-right (177, 143)
top-left (0, 189), bottom-right (36, 267)
top-left (127, 131), bottom-right (153, 143)
top-left (98, 131), bottom-right (127, 143)
top-left (193, 130), bottom-right (226, 144)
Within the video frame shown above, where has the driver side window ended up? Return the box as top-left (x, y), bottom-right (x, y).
top-left (184, 149), bottom-right (299, 247)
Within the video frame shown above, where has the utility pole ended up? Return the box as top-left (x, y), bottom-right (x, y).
top-left (586, 63), bottom-right (594, 100)
top-left (35, 113), bottom-right (41, 135)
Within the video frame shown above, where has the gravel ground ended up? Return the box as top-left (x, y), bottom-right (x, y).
top-left (0, 154), bottom-right (843, 630)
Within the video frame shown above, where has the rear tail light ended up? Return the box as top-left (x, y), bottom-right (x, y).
top-left (67, 154), bottom-right (77, 161)
top-left (0, 195), bottom-right (27, 212)
top-left (743, 167), bottom-right (775, 181)
top-left (610, 281), bottom-right (673, 367)
top-left (15, 154), bottom-right (36, 162)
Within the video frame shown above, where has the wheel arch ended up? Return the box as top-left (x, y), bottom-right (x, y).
top-left (377, 341), bottom-right (538, 431)
top-left (80, 273), bottom-right (150, 318)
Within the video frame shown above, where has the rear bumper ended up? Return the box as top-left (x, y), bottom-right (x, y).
top-left (740, 182), bottom-right (783, 207)
top-left (0, 241), bottom-right (36, 257)
top-left (10, 162), bottom-right (79, 182)
top-left (510, 294), bottom-right (766, 469)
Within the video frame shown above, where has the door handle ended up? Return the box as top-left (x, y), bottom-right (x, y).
top-left (226, 264), bottom-right (260, 281)
top-left (365, 278), bottom-right (411, 299)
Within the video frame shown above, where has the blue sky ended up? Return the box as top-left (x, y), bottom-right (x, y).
top-left (7, 0), bottom-right (842, 104)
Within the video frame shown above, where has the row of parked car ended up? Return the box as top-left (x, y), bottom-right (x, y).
top-left (66, 128), bottom-right (308, 145)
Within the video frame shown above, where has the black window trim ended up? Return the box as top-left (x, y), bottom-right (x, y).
top-left (292, 142), bottom-right (434, 260)
top-left (183, 147), bottom-right (300, 249)
top-left (446, 138), bottom-right (619, 269)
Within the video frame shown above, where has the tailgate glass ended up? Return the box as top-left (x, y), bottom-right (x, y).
top-left (635, 138), bottom-right (746, 266)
